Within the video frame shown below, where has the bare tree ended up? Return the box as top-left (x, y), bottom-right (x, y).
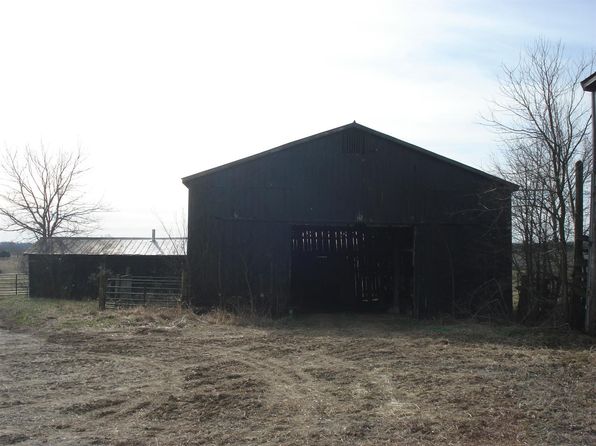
top-left (0, 146), bottom-right (104, 240)
top-left (486, 39), bottom-right (594, 326)
top-left (157, 210), bottom-right (188, 256)
top-left (158, 210), bottom-right (190, 303)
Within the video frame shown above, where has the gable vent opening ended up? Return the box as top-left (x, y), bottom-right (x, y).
top-left (342, 130), bottom-right (366, 154)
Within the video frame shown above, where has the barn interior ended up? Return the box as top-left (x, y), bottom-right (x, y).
top-left (290, 225), bottom-right (414, 313)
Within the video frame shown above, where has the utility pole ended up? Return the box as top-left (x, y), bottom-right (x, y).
top-left (572, 160), bottom-right (584, 329)
top-left (581, 71), bottom-right (596, 334)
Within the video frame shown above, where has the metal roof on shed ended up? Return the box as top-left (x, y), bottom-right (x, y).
top-left (25, 237), bottom-right (186, 256)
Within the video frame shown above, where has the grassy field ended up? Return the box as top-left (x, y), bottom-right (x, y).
top-left (0, 297), bottom-right (595, 445)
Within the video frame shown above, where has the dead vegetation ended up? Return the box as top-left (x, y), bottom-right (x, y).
top-left (0, 299), bottom-right (595, 445)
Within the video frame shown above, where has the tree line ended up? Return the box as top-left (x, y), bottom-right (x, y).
top-left (486, 39), bottom-right (594, 329)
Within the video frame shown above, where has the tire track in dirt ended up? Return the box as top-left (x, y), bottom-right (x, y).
top-left (3, 319), bottom-right (594, 445)
top-left (190, 332), bottom-right (409, 443)
top-left (0, 328), bottom-right (196, 445)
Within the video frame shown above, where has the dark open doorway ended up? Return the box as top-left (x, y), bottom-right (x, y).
top-left (290, 225), bottom-right (414, 312)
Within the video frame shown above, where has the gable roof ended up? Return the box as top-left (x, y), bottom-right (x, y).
top-left (25, 237), bottom-right (187, 256)
top-left (181, 122), bottom-right (517, 189)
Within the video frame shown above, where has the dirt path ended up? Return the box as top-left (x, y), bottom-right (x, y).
top-left (0, 319), bottom-right (595, 445)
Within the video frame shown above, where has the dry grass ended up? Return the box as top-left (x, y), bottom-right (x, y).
top-left (197, 307), bottom-right (279, 327)
top-left (197, 307), bottom-right (246, 325)
top-left (0, 298), bottom-right (595, 445)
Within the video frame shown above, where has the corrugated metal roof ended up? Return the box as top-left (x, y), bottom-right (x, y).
top-left (25, 237), bottom-right (187, 256)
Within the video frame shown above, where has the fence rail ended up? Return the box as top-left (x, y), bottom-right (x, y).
top-left (104, 275), bottom-right (182, 309)
top-left (0, 273), bottom-right (29, 296)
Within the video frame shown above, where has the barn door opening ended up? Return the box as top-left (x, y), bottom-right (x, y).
top-left (290, 225), bottom-right (413, 312)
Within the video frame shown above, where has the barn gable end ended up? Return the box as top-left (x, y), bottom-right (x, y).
top-left (183, 123), bottom-right (514, 317)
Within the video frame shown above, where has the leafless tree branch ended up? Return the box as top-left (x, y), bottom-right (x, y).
top-left (485, 38), bottom-right (595, 325)
top-left (0, 146), bottom-right (106, 240)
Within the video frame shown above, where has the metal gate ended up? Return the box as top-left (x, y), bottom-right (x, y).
top-left (0, 274), bottom-right (29, 296)
top-left (105, 275), bottom-right (182, 308)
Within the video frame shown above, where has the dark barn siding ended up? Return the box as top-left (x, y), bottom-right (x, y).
top-left (185, 124), bottom-right (514, 316)
top-left (28, 254), bottom-right (185, 299)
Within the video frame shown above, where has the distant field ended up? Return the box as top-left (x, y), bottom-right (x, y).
top-left (0, 255), bottom-right (26, 274)
top-left (0, 299), bottom-right (594, 445)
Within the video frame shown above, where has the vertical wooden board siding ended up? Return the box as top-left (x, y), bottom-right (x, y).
top-left (413, 225), bottom-right (446, 315)
top-left (28, 254), bottom-right (185, 299)
top-left (185, 125), bottom-right (514, 316)
top-left (189, 218), bottom-right (291, 312)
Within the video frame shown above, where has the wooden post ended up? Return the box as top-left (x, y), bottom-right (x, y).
top-left (572, 160), bottom-right (584, 329)
top-left (15, 274), bottom-right (18, 296)
top-left (98, 267), bottom-right (106, 310)
top-left (181, 270), bottom-right (187, 306)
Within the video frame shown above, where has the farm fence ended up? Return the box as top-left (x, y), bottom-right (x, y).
top-left (104, 275), bottom-right (182, 309)
top-left (0, 274), bottom-right (29, 296)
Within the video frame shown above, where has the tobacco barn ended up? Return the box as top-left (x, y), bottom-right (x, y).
top-left (26, 235), bottom-right (186, 299)
top-left (183, 123), bottom-right (516, 317)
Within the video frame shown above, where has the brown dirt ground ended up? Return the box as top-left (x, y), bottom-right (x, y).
top-left (0, 306), bottom-right (595, 445)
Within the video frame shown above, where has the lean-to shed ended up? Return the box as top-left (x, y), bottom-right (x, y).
top-left (183, 122), bottom-right (516, 317)
top-left (26, 236), bottom-right (186, 298)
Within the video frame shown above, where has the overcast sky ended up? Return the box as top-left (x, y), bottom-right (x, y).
top-left (0, 0), bottom-right (594, 241)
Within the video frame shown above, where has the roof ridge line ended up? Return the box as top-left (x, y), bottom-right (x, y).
top-left (182, 122), bottom-right (358, 184)
top-left (181, 122), bottom-right (516, 188)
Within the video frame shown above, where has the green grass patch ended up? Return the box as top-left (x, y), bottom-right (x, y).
top-left (0, 296), bottom-right (118, 331)
top-left (0, 296), bottom-right (198, 332)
